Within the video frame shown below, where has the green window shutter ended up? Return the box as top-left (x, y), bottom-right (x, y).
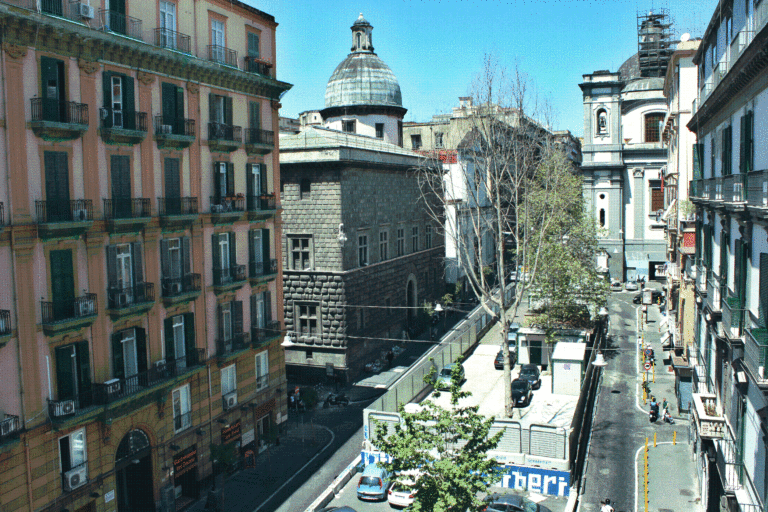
top-left (246, 163), bottom-right (253, 198)
top-left (182, 237), bottom-right (192, 274)
top-left (132, 242), bottom-right (143, 284)
top-left (55, 345), bottom-right (75, 399)
top-left (164, 317), bottom-right (175, 362)
top-left (247, 32), bottom-right (260, 58)
top-left (112, 332), bottom-right (125, 380)
top-left (747, 111), bottom-right (754, 173)
top-left (740, 115), bottom-right (747, 174)
top-left (102, 71), bottom-right (113, 128)
top-left (224, 97), bottom-right (233, 126)
top-left (693, 143), bottom-right (702, 179)
top-left (226, 162), bottom-right (235, 196)
top-left (213, 162), bottom-right (221, 202)
top-left (175, 86), bottom-right (184, 124)
top-left (160, 239), bottom-right (170, 279)
top-left (695, 221), bottom-right (702, 265)
top-left (248, 230), bottom-right (255, 265)
top-left (208, 93), bottom-right (215, 123)
top-left (734, 240), bottom-right (743, 298)
top-left (183, 312), bottom-right (195, 358)
top-left (233, 301), bottom-right (243, 335)
top-left (123, 76), bottom-right (135, 129)
top-left (229, 232), bottom-right (237, 267)
top-left (161, 82), bottom-right (177, 125)
top-left (265, 291), bottom-right (272, 323)
top-left (720, 230), bottom-right (728, 282)
top-left (212, 234), bottom-right (221, 271)
top-left (262, 228), bottom-right (270, 261)
top-left (249, 101), bottom-right (260, 130)
top-left (136, 328), bottom-right (147, 373)
top-left (760, 254), bottom-right (768, 326)
top-left (106, 245), bottom-right (118, 289)
top-left (76, 341), bottom-right (92, 406)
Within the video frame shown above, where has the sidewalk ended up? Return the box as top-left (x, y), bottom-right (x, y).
top-left (187, 419), bottom-right (333, 512)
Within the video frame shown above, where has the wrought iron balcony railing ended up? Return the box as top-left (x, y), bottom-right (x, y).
top-left (99, 108), bottom-right (147, 131)
top-left (210, 196), bottom-right (245, 214)
top-left (706, 271), bottom-right (723, 311)
top-left (103, 198), bottom-right (150, 220)
top-left (245, 128), bottom-right (275, 146)
top-left (252, 320), bottom-right (280, 346)
top-left (99, 9), bottom-right (143, 40)
top-left (249, 259), bottom-right (277, 279)
top-left (0, 310), bottom-right (10, 336)
top-left (722, 174), bottom-right (747, 202)
top-left (746, 170), bottom-right (768, 207)
top-left (208, 45), bottom-right (237, 67)
top-left (153, 115), bottom-right (195, 137)
top-left (213, 265), bottom-right (246, 286)
top-left (208, 122), bottom-right (242, 142)
top-left (158, 197), bottom-right (198, 216)
top-left (745, 328), bottom-right (768, 383)
top-left (721, 293), bottom-right (746, 339)
top-left (31, 98), bottom-right (88, 125)
top-left (106, 283), bottom-right (154, 310)
top-left (244, 56), bottom-right (272, 76)
top-left (36, 199), bottom-right (93, 223)
top-left (216, 332), bottom-right (250, 357)
top-left (161, 274), bottom-right (201, 298)
top-left (0, 414), bottom-right (20, 439)
top-left (41, 294), bottom-right (97, 324)
top-left (246, 194), bottom-right (277, 212)
top-left (153, 27), bottom-right (191, 53)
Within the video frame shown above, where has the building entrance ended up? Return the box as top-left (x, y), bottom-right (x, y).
top-left (115, 429), bottom-right (155, 512)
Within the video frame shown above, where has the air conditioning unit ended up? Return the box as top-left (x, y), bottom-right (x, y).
top-left (77, 300), bottom-right (95, 317)
top-left (170, 282), bottom-right (182, 295)
top-left (52, 400), bottom-right (76, 417)
top-left (223, 392), bottom-right (237, 410)
top-left (79, 3), bottom-right (94, 19)
top-left (104, 378), bottom-right (121, 396)
top-left (117, 293), bottom-right (129, 307)
top-left (63, 464), bottom-right (88, 491)
top-left (160, 124), bottom-right (173, 134)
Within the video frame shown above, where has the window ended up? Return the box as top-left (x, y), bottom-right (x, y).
top-left (159, 1), bottom-right (176, 49)
top-left (375, 123), bottom-right (384, 139)
top-left (212, 161), bottom-right (234, 201)
top-left (161, 82), bottom-right (184, 131)
top-left (644, 113), bottom-right (665, 143)
top-left (40, 57), bottom-right (65, 122)
top-left (211, 19), bottom-right (225, 57)
top-left (425, 225), bottom-right (432, 249)
top-left (164, 313), bottom-right (195, 367)
top-left (711, 134), bottom-right (717, 177)
top-left (599, 208), bottom-right (606, 227)
top-left (255, 351), bottom-right (269, 390)
top-left (221, 364), bottom-right (236, 396)
top-left (358, 234), bottom-right (368, 266)
top-left (249, 228), bottom-right (270, 276)
top-left (740, 111), bottom-right (754, 174)
top-left (289, 236), bottom-right (312, 270)
top-left (435, 132), bottom-right (444, 148)
top-left (379, 231), bottom-right (388, 261)
top-left (172, 384), bottom-right (191, 432)
top-left (597, 109), bottom-right (608, 135)
top-left (411, 134), bottom-right (422, 150)
top-left (412, 227), bottom-right (419, 252)
top-left (218, 301), bottom-right (243, 352)
top-left (343, 120), bottom-right (355, 133)
top-left (59, 429), bottom-right (87, 475)
top-left (398, 121), bottom-right (403, 147)
top-left (650, 180), bottom-right (663, 212)
top-left (209, 94), bottom-right (233, 136)
top-left (247, 31), bottom-right (260, 59)
top-left (43, 151), bottom-right (71, 222)
top-left (251, 291), bottom-right (272, 339)
top-left (296, 303), bottom-right (319, 339)
top-left (107, 242), bottom-right (143, 307)
top-left (722, 125), bottom-right (733, 175)
top-left (212, 232), bottom-right (237, 284)
top-left (396, 228), bottom-right (405, 257)
top-left (54, 341), bottom-right (91, 409)
top-left (111, 328), bottom-right (147, 380)
top-left (300, 178), bottom-right (311, 199)
top-left (102, 72), bottom-right (135, 129)
top-left (160, 237), bottom-right (191, 295)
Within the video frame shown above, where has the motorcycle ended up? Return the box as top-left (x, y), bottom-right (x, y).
top-left (323, 391), bottom-right (350, 408)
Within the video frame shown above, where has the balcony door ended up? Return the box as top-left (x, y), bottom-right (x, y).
top-left (116, 244), bottom-right (133, 303)
top-left (55, 341), bottom-right (92, 408)
top-left (50, 249), bottom-right (75, 321)
top-left (41, 57), bottom-right (65, 122)
top-left (247, 163), bottom-right (265, 197)
top-left (219, 233), bottom-right (230, 282)
top-left (211, 19), bottom-right (225, 61)
top-left (112, 328), bottom-right (147, 384)
top-left (165, 313), bottom-right (195, 368)
top-left (107, 0), bottom-right (127, 35)
top-left (161, 82), bottom-right (184, 131)
top-left (159, 1), bottom-right (176, 49)
top-left (164, 158), bottom-right (181, 214)
top-left (111, 155), bottom-right (132, 218)
top-left (44, 151), bottom-right (71, 222)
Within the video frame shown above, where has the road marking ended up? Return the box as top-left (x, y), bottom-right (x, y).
top-left (634, 441), bottom-right (676, 512)
top-left (252, 424), bottom-right (336, 512)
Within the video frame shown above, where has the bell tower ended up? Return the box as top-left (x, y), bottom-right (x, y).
top-left (351, 13), bottom-right (374, 53)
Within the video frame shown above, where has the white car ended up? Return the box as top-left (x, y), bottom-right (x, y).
top-left (625, 280), bottom-right (639, 291)
top-left (610, 280), bottom-right (623, 291)
top-left (387, 477), bottom-right (417, 508)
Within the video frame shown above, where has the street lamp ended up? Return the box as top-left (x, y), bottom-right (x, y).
top-left (592, 351), bottom-right (608, 367)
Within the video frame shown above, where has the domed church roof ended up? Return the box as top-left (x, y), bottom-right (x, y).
top-left (323, 14), bottom-right (406, 116)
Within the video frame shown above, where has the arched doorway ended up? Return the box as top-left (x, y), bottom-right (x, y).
top-left (115, 429), bottom-right (155, 512)
top-left (406, 278), bottom-right (417, 329)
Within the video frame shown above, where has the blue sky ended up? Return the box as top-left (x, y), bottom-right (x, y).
top-left (253, 0), bottom-right (715, 136)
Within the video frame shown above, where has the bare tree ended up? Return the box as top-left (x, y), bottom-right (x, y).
top-left (417, 56), bottom-right (596, 417)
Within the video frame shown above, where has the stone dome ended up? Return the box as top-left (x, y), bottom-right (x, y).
top-left (323, 14), bottom-right (403, 110)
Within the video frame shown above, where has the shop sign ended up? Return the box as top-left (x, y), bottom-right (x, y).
top-left (104, 490), bottom-right (115, 503)
top-left (221, 420), bottom-right (241, 444)
top-left (173, 445), bottom-right (197, 477)
top-left (253, 398), bottom-right (276, 419)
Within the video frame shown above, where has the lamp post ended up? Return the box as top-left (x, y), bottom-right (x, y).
top-left (434, 303), bottom-right (444, 338)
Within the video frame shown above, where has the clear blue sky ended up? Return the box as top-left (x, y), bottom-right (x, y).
top-left (252, 0), bottom-right (715, 137)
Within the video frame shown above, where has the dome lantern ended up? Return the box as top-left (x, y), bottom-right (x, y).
top-left (351, 13), bottom-right (373, 53)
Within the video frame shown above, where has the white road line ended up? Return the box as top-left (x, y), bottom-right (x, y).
top-left (634, 441), bottom-right (676, 512)
top-left (634, 305), bottom-right (647, 414)
top-left (252, 424), bottom-right (336, 512)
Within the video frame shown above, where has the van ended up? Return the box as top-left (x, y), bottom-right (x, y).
top-left (357, 463), bottom-right (391, 501)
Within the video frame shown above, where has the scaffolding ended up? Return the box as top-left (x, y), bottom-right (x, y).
top-left (637, 9), bottom-right (674, 78)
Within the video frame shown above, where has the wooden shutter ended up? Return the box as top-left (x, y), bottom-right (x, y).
top-left (102, 71), bottom-right (113, 128)
top-left (740, 115), bottom-right (747, 174)
top-left (55, 345), bottom-right (75, 399)
top-left (734, 240), bottom-right (743, 299)
top-left (161, 82), bottom-right (177, 125)
top-left (112, 332), bottom-right (125, 379)
top-left (722, 127), bottom-right (730, 175)
top-left (224, 97), bottom-right (233, 126)
top-left (208, 93), bottom-right (216, 124)
top-left (248, 230), bottom-right (255, 266)
top-left (265, 291), bottom-right (272, 323)
top-left (246, 164), bottom-right (254, 198)
top-left (747, 111), bottom-right (754, 173)
top-left (262, 229), bottom-right (270, 261)
top-left (175, 86), bottom-right (184, 125)
top-left (250, 294), bottom-right (257, 326)
top-left (233, 301), bottom-right (243, 335)
top-left (123, 76), bottom-right (135, 129)
top-left (260, 165), bottom-right (267, 195)
top-left (76, 341), bottom-right (92, 405)
top-left (693, 143), bottom-right (703, 179)
top-left (132, 243), bottom-right (143, 284)
top-left (184, 312), bottom-right (195, 357)
top-left (106, 245), bottom-right (118, 289)
top-left (213, 162), bottom-right (221, 202)
top-left (247, 32), bottom-right (259, 58)
top-left (651, 188), bottom-right (664, 212)
top-left (249, 101), bottom-right (260, 130)
top-left (164, 317), bottom-right (175, 362)
top-left (182, 237), bottom-right (192, 274)
top-left (720, 230), bottom-right (728, 283)
top-left (111, 155), bottom-right (131, 201)
top-left (760, 254), bottom-right (768, 326)
top-left (217, 304), bottom-right (224, 340)
top-left (212, 234), bottom-right (221, 271)
top-left (136, 328), bottom-right (147, 373)
top-left (226, 162), bottom-right (235, 196)
top-left (164, 158), bottom-right (181, 200)
top-left (229, 232), bottom-right (237, 267)
top-left (160, 239), bottom-right (170, 279)
top-left (44, 151), bottom-right (70, 207)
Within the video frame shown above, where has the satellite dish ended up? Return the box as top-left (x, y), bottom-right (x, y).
top-left (681, 33), bottom-right (691, 42)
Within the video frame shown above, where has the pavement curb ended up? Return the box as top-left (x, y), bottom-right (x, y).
top-left (304, 454), bottom-right (362, 512)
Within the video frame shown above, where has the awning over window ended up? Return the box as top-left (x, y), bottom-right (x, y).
top-left (662, 199), bottom-right (677, 220)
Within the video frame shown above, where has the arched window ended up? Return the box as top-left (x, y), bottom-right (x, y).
top-left (644, 113), bottom-right (665, 143)
top-left (356, 33), bottom-right (361, 49)
top-left (599, 208), bottom-right (606, 228)
top-left (596, 109), bottom-right (608, 135)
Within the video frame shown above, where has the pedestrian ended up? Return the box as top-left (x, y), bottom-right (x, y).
top-left (662, 397), bottom-right (668, 411)
top-left (600, 498), bottom-right (614, 512)
top-left (386, 349), bottom-right (394, 368)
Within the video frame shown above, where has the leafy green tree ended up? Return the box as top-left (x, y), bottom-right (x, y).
top-left (373, 361), bottom-right (502, 512)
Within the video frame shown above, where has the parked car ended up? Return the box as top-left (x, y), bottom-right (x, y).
top-left (318, 507), bottom-right (358, 512)
top-left (435, 363), bottom-right (465, 390)
top-left (495, 348), bottom-right (517, 370)
top-left (510, 378), bottom-right (533, 407)
top-left (625, 280), bottom-right (639, 291)
top-left (485, 492), bottom-right (554, 512)
top-left (518, 364), bottom-right (541, 390)
top-left (610, 280), bottom-right (623, 291)
top-left (357, 463), bottom-right (391, 501)
top-left (633, 290), bottom-right (664, 304)
top-left (387, 472), bottom-right (419, 508)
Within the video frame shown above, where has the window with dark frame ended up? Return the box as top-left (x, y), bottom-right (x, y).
top-left (411, 134), bottom-right (422, 150)
top-left (435, 132), bottom-right (444, 148)
top-left (411, 226), bottom-right (419, 252)
top-left (375, 123), bottom-right (384, 139)
top-left (343, 120), bottom-right (355, 133)
top-left (396, 228), bottom-right (405, 256)
top-left (425, 225), bottom-right (432, 249)
top-left (296, 303), bottom-right (319, 338)
top-left (300, 178), bottom-right (311, 199)
top-left (649, 180), bottom-right (664, 212)
top-left (379, 231), bottom-right (388, 261)
top-left (644, 113), bottom-right (665, 143)
top-left (289, 236), bottom-right (312, 270)
top-left (358, 234), bottom-right (368, 266)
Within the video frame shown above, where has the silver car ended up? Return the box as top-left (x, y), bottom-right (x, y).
top-left (625, 280), bottom-right (639, 291)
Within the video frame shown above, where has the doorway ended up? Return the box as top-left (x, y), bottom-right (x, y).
top-left (115, 429), bottom-right (155, 512)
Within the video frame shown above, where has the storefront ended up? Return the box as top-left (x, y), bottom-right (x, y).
top-left (221, 420), bottom-right (242, 471)
top-left (253, 398), bottom-right (276, 451)
top-left (172, 444), bottom-right (198, 510)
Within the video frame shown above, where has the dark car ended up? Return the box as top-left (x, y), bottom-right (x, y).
top-left (495, 348), bottom-right (517, 370)
top-left (318, 507), bottom-right (358, 512)
top-left (485, 492), bottom-right (553, 512)
top-left (633, 290), bottom-right (664, 304)
top-left (518, 364), bottom-right (541, 390)
top-left (511, 378), bottom-right (532, 407)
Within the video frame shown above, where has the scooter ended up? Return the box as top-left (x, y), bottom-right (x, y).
top-left (323, 391), bottom-right (350, 408)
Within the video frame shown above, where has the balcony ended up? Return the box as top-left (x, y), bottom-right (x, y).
top-left (247, 194), bottom-right (277, 221)
top-left (30, 98), bottom-right (88, 141)
top-left (99, 108), bottom-right (148, 145)
top-left (746, 170), bottom-right (768, 219)
top-left (695, 265), bottom-right (708, 296)
top-left (692, 392), bottom-right (725, 439)
top-left (0, 414), bottom-right (21, 445)
top-left (244, 128), bottom-right (275, 155)
top-left (40, 294), bottom-right (97, 336)
top-left (706, 271), bottom-right (723, 312)
top-left (152, 27), bottom-right (191, 54)
top-left (216, 332), bottom-right (250, 361)
top-left (99, 9), bottom-right (143, 40)
top-left (208, 122), bottom-right (242, 153)
top-left (249, 259), bottom-right (277, 285)
top-left (721, 174), bottom-right (748, 212)
top-left (103, 198), bottom-right (151, 232)
top-left (715, 436), bottom-right (745, 494)
top-left (158, 197), bottom-right (198, 228)
top-left (252, 320), bottom-right (281, 349)
top-left (721, 293), bottom-right (746, 341)
top-left (106, 283), bottom-right (155, 319)
top-left (153, 116), bottom-right (195, 149)
top-left (212, 265), bottom-right (246, 294)
top-left (745, 328), bottom-right (768, 384)
top-left (161, 274), bottom-right (201, 306)
top-left (0, 310), bottom-right (11, 348)
top-left (47, 351), bottom-right (205, 424)
top-left (208, 45), bottom-right (238, 67)
top-left (210, 196), bottom-right (245, 224)
top-left (244, 56), bottom-right (273, 77)
top-left (35, 199), bottom-right (93, 239)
